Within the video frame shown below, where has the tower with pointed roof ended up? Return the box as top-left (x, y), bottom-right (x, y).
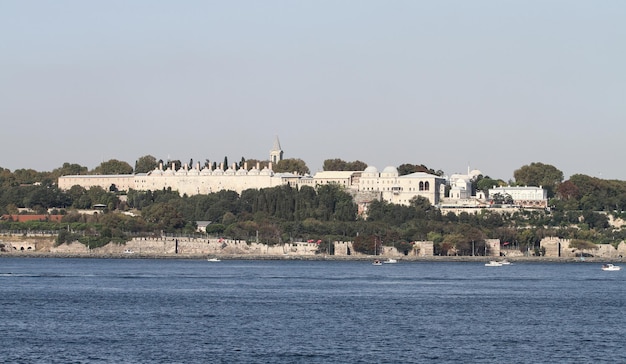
top-left (270, 136), bottom-right (283, 164)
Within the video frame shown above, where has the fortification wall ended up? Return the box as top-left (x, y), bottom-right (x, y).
top-left (485, 239), bottom-right (501, 257)
top-left (540, 237), bottom-right (623, 258)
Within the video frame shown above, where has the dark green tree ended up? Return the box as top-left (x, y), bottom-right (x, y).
top-left (513, 162), bottom-right (563, 197)
top-left (93, 159), bottom-right (133, 175)
top-left (135, 155), bottom-right (158, 173)
top-left (275, 158), bottom-right (310, 175)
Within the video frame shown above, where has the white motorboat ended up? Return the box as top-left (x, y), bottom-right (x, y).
top-left (123, 249), bottom-right (134, 254)
top-left (485, 261), bottom-right (503, 267)
top-left (601, 264), bottom-right (621, 271)
top-left (207, 258), bottom-right (221, 262)
top-left (372, 260), bottom-right (382, 266)
top-left (383, 258), bottom-right (398, 264)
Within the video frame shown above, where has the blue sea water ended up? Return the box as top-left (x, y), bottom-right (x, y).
top-left (0, 258), bottom-right (624, 364)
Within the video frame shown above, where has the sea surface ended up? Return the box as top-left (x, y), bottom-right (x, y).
top-left (1, 258), bottom-right (624, 363)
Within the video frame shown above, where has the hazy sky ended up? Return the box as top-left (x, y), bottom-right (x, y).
top-left (1, 1), bottom-right (625, 181)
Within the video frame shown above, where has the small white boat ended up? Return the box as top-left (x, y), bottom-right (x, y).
top-left (207, 258), bottom-right (221, 262)
top-left (383, 258), bottom-right (398, 264)
top-left (372, 260), bottom-right (382, 266)
top-left (485, 261), bottom-right (503, 267)
top-left (123, 249), bottom-right (134, 254)
top-left (601, 264), bottom-right (621, 271)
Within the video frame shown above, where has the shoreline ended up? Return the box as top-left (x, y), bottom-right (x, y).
top-left (1, 252), bottom-right (623, 263)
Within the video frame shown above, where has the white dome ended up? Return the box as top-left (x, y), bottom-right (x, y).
top-left (381, 166), bottom-right (399, 177)
top-left (382, 166), bottom-right (398, 174)
top-left (236, 168), bottom-right (248, 176)
top-left (364, 166), bottom-right (378, 173)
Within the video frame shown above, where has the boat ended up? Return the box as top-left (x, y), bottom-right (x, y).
top-left (207, 258), bottom-right (221, 262)
top-left (383, 258), bottom-right (398, 264)
top-left (499, 259), bottom-right (511, 265)
top-left (485, 261), bottom-right (503, 267)
top-left (123, 249), bottom-right (134, 254)
top-left (372, 260), bottom-right (382, 266)
top-left (601, 264), bottom-right (621, 271)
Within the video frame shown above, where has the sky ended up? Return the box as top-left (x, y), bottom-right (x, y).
top-left (1, 1), bottom-right (625, 181)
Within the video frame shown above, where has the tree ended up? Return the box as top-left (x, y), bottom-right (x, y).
top-left (397, 163), bottom-right (435, 176)
top-left (135, 155), bottom-right (158, 173)
top-left (166, 160), bottom-right (182, 171)
top-left (93, 159), bottom-right (133, 175)
top-left (51, 163), bottom-right (89, 178)
top-left (142, 201), bottom-right (186, 233)
top-left (513, 162), bottom-right (563, 197)
top-left (322, 159), bottom-right (367, 171)
top-left (476, 176), bottom-right (503, 193)
top-left (274, 158), bottom-right (310, 175)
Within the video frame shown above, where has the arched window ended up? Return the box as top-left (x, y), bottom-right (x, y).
top-left (419, 182), bottom-right (424, 191)
top-left (424, 181), bottom-right (430, 191)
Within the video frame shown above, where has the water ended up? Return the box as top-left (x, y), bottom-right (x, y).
top-left (1, 258), bottom-right (624, 363)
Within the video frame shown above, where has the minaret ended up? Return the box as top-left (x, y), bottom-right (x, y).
top-left (270, 135), bottom-right (284, 164)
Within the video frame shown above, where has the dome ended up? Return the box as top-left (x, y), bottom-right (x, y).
top-left (381, 166), bottom-right (399, 177)
top-left (382, 166), bottom-right (398, 174)
top-left (188, 168), bottom-right (199, 176)
top-left (236, 168), bottom-right (248, 176)
top-left (212, 169), bottom-right (224, 176)
top-left (200, 168), bottom-right (212, 175)
top-left (364, 166), bottom-right (378, 173)
top-left (163, 168), bottom-right (175, 176)
top-left (248, 167), bottom-right (260, 176)
top-left (259, 167), bottom-right (274, 176)
top-left (470, 169), bottom-right (482, 178)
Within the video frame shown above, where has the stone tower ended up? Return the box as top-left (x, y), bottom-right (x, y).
top-left (270, 136), bottom-right (284, 164)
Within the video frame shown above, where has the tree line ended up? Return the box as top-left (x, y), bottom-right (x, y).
top-left (2, 160), bottom-right (626, 255)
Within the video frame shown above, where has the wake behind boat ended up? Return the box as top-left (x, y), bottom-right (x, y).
top-left (207, 258), bottom-right (221, 262)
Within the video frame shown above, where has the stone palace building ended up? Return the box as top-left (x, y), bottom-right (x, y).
top-left (57, 137), bottom-right (546, 210)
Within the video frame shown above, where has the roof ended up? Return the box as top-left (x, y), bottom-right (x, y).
top-left (313, 171), bottom-right (358, 179)
top-left (271, 135), bottom-right (282, 151)
top-left (400, 172), bottom-right (443, 179)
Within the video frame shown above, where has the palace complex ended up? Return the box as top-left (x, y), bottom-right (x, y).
top-left (57, 137), bottom-right (547, 211)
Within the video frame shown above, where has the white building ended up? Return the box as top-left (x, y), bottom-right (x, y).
top-left (58, 138), bottom-right (446, 208)
top-left (358, 166), bottom-right (445, 206)
top-left (488, 186), bottom-right (548, 208)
